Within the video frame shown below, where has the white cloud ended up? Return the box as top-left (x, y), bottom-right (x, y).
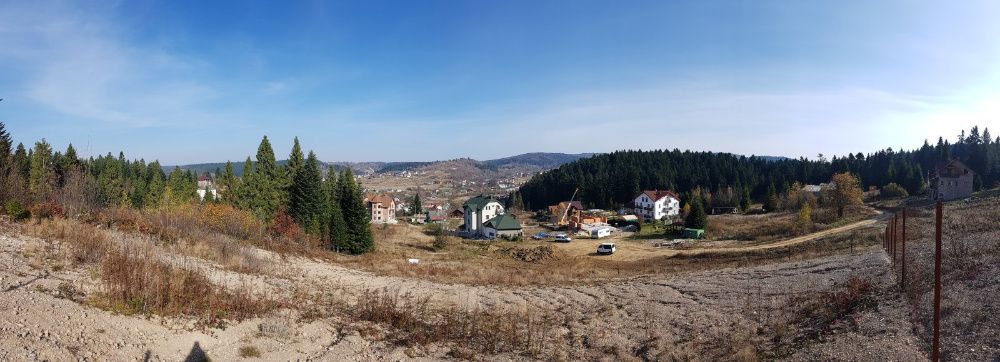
top-left (0, 2), bottom-right (224, 129)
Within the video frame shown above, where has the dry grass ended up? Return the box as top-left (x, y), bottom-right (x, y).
top-left (705, 206), bottom-right (873, 244)
top-left (335, 222), bottom-right (883, 287)
top-left (18, 217), bottom-right (277, 325)
top-left (304, 288), bottom-right (557, 358)
top-left (898, 195), bottom-right (1000, 361)
top-left (99, 244), bottom-right (276, 324)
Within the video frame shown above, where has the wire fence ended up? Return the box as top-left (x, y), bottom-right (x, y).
top-left (883, 201), bottom-right (944, 362)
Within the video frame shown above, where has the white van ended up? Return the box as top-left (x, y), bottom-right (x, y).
top-left (596, 243), bottom-right (616, 255)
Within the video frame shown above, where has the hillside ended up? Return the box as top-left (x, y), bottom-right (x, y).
top-left (517, 130), bottom-right (1000, 210)
top-left (166, 152), bottom-right (593, 177)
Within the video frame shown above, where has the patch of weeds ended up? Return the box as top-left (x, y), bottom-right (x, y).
top-left (239, 345), bottom-right (261, 358)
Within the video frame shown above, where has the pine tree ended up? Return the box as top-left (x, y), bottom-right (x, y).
top-left (144, 163), bottom-right (165, 208)
top-left (685, 197), bottom-right (708, 230)
top-left (412, 193), bottom-right (422, 215)
top-left (13, 143), bottom-right (29, 180)
top-left (167, 167), bottom-right (195, 206)
top-left (243, 137), bottom-right (283, 221)
top-left (764, 182), bottom-right (778, 212)
top-left (98, 153), bottom-right (123, 207)
top-left (337, 169), bottom-right (373, 254)
top-left (740, 187), bottom-right (751, 212)
top-left (29, 139), bottom-right (55, 202)
top-left (290, 151), bottom-right (324, 235)
top-left (220, 161), bottom-right (236, 193)
top-left (0, 122), bottom-right (11, 174)
top-left (324, 171), bottom-right (348, 247)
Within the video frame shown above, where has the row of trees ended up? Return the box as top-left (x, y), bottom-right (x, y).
top-left (220, 137), bottom-right (373, 254)
top-left (0, 123), bottom-right (373, 254)
top-left (518, 126), bottom-right (1000, 211)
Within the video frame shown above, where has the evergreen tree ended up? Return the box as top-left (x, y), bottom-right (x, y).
top-left (219, 161), bottom-right (236, 201)
top-left (98, 153), bottom-right (123, 206)
top-left (0, 122), bottom-right (11, 174)
top-left (412, 193), bottom-right (422, 215)
top-left (203, 189), bottom-right (216, 203)
top-left (64, 144), bottom-right (78, 166)
top-left (242, 137), bottom-right (283, 221)
top-left (284, 137), bottom-right (304, 211)
top-left (685, 197), bottom-right (708, 230)
top-left (337, 169), bottom-right (373, 254)
top-left (290, 151), bottom-right (324, 235)
top-left (740, 187), bottom-right (751, 212)
top-left (29, 139), bottom-right (55, 201)
top-left (144, 162), bottom-right (165, 208)
top-left (13, 143), bottom-right (29, 180)
top-left (764, 182), bottom-right (779, 212)
top-left (167, 167), bottom-right (196, 205)
top-left (324, 171), bottom-right (348, 246)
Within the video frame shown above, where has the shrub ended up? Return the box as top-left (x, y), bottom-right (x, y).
top-left (99, 245), bottom-right (275, 323)
top-left (4, 201), bottom-right (29, 220)
top-left (29, 201), bottom-right (64, 220)
top-left (239, 345), bottom-right (261, 358)
top-left (881, 183), bottom-right (909, 198)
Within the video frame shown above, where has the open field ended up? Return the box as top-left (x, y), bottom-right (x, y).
top-left (1, 196), bottom-right (996, 360)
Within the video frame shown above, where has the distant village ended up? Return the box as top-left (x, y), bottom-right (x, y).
top-left (188, 157), bottom-right (977, 243)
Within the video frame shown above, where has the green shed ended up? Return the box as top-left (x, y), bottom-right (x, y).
top-left (684, 228), bottom-right (705, 239)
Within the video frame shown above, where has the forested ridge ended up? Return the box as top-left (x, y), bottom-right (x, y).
top-left (518, 126), bottom-right (1000, 210)
top-left (0, 123), bottom-right (374, 254)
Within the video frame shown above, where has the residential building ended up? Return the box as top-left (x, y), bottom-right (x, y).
top-left (482, 214), bottom-right (523, 239)
top-left (462, 195), bottom-right (518, 237)
top-left (547, 201), bottom-right (583, 226)
top-left (929, 159), bottom-right (975, 201)
top-left (632, 190), bottom-right (681, 222)
top-left (365, 194), bottom-right (397, 224)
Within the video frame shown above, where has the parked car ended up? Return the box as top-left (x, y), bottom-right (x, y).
top-left (596, 243), bottom-right (616, 255)
top-left (531, 232), bottom-right (549, 240)
top-left (554, 234), bottom-right (572, 242)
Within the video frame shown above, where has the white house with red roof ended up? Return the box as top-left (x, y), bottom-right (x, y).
top-left (633, 190), bottom-right (681, 222)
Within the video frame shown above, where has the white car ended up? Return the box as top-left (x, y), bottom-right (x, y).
top-left (596, 243), bottom-right (616, 255)
top-left (554, 234), bottom-right (572, 242)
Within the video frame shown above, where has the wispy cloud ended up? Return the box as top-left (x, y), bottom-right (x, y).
top-left (0, 2), bottom-right (224, 129)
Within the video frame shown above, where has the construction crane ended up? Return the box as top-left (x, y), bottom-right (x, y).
top-left (559, 187), bottom-right (580, 226)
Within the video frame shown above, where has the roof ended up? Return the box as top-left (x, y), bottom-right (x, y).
top-left (463, 195), bottom-right (499, 211)
top-left (483, 214), bottom-right (522, 230)
top-left (366, 194), bottom-right (394, 206)
top-left (548, 201), bottom-right (584, 215)
top-left (637, 190), bottom-right (680, 202)
top-left (935, 159), bottom-right (974, 178)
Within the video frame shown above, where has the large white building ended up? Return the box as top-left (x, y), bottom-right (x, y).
top-left (632, 190), bottom-right (681, 222)
top-left (461, 195), bottom-right (512, 237)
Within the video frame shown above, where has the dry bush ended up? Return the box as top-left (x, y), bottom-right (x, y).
top-left (350, 289), bottom-right (555, 357)
top-left (98, 244), bottom-right (276, 324)
top-left (21, 218), bottom-right (111, 265)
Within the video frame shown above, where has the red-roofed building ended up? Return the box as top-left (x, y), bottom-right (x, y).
top-left (364, 194), bottom-right (397, 224)
top-left (633, 190), bottom-right (681, 222)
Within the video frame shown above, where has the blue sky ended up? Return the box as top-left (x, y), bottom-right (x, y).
top-left (1, 0), bottom-right (999, 164)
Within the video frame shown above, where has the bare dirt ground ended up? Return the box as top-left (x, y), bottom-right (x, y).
top-left (0, 212), bottom-right (931, 361)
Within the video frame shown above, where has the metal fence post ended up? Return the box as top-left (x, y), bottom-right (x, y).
top-left (902, 208), bottom-right (907, 291)
top-left (933, 201), bottom-right (942, 362)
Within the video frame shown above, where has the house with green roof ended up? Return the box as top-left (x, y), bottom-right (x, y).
top-left (483, 214), bottom-right (523, 239)
top-left (461, 195), bottom-right (520, 238)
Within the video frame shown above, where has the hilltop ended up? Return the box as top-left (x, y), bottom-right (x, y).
top-left (165, 152), bottom-right (594, 177)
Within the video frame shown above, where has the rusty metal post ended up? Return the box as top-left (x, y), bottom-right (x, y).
top-left (892, 213), bottom-right (897, 263)
top-left (902, 208), bottom-right (907, 290)
top-left (933, 202), bottom-right (942, 362)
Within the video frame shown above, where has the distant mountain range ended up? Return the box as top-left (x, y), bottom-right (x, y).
top-left (164, 152), bottom-right (595, 177)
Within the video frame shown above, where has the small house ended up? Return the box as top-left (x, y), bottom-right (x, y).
top-left (929, 159), bottom-right (975, 201)
top-left (483, 214), bottom-right (523, 239)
